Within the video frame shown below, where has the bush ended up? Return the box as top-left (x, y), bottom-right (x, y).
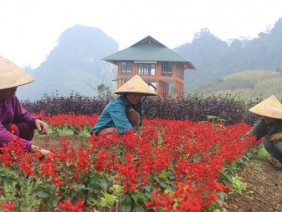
top-left (22, 92), bottom-right (110, 115)
top-left (22, 93), bottom-right (262, 125)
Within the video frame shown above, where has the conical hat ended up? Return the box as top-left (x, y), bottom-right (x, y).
top-left (249, 95), bottom-right (282, 119)
top-left (115, 75), bottom-right (157, 96)
top-left (0, 55), bottom-right (35, 90)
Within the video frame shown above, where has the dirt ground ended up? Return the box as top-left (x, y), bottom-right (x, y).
top-left (222, 155), bottom-right (282, 212)
top-left (34, 135), bottom-right (282, 211)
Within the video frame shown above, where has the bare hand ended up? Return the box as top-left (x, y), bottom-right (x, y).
top-left (34, 119), bottom-right (48, 134)
top-left (31, 145), bottom-right (53, 160)
top-left (39, 149), bottom-right (53, 159)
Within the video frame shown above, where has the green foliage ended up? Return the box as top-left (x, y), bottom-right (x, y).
top-left (229, 175), bottom-right (247, 194)
top-left (257, 146), bottom-right (268, 158)
top-left (219, 147), bottom-right (260, 186)
top-left (0, 165), bottom-right (42, 211)
top-left (92, 190), bottom-right (117, 208)
top-left (97, 83), bottom-right (113, 99)
top-left (177, 18), bottom-right (282, 92)
top-left (16, 17), bottom-right (282, 100)
top-left (207, 115), bottom-right (226, 124)
top-left (0, 113), bottom-right (263, 211)
top-left (196, 70), bottom-right (282, 101)
top-left (208, 191), bottom-right (226, 212)
top-left (48, 127), bottom-right (74, 136)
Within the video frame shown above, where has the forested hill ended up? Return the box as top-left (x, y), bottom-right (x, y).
top-left (17, 18), bottom-right (282, 100)
top-left (176, 17), bottom-right (282, 92)
top-left (18, 25), bottom-right (118, 100)
top-left (195, 70), bottom-right (282, 100)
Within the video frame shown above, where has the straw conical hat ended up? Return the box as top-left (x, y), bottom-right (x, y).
top-left (0, 55), bottom-right (35, 90)
top-left (115, 75), bottom-right (157, 96)
top-left (249, 95), bottom-right (282, 119)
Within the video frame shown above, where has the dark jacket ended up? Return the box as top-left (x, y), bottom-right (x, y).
top-left (247, 118), bottom-right (282, 141)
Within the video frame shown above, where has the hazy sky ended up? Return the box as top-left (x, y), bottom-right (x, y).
top-left (1, 0), bottom-right (282, 69)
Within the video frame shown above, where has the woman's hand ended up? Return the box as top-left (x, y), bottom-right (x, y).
top-left (31, 145), bottom-right (52, 160)
top-left (34, 119), bottom-right (48, 134)
top-left (39, 148), bottom-right (52, 159)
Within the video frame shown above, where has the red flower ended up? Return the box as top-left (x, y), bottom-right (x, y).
top-left (57, 199), bottom-right (84, 212)
top-left (1, 202), bottom-right (16, 212)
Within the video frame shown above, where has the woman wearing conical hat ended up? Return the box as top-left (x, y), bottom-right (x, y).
top-left (0, 55), bottom-right (51, 159)
top-left (91, 75), bottom-right (157, 137)
top-left (247, 95), bottom-right (282, 166)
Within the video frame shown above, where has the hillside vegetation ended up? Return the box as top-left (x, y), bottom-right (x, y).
top-left (195, 70), bottom-right (282, 101)
top-left (177, 17), bottom-right (282, 92)
top-left (17, 18), bottom-right (282, 100)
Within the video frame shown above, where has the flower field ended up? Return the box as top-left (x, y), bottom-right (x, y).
top-left (0, 113), bottom-right (258, 212)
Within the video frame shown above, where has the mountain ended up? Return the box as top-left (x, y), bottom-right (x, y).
top-left (17, 18), bottom-right (282, 100)
top-left (174, 17), bottom-right (282, 93)
top-left (17, 25), bottom-right (118, 100)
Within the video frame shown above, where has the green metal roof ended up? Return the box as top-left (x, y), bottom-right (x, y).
top-left (103, 36), bottom-right (195, 69)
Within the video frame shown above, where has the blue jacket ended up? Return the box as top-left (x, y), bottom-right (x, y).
top-left (91, 95), bottom-right (143, 134)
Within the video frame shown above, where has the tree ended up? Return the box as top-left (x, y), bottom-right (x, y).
top-left (97, 84), bottom-right (113, 98)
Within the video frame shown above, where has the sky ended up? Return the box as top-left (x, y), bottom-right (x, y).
top-left (1, 0), bottom-right (282, 69)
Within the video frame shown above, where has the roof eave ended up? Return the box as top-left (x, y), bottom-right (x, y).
top-left (104, 60), bottom-right (118, 65)
top-left (185, 62), bottom-right (196, 70)
top-left (105, 59), bottom-right (196, 70)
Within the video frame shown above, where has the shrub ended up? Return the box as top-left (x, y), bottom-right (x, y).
top-left (22, 93), bottom-right (262, 125)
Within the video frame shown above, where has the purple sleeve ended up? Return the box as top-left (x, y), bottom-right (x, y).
top-left (13, 96), bottom-right (37, 128)
top-left (0, 123), bottom-right (32, 151)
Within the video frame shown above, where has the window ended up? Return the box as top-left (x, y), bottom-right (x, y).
top-left (161, 62), bottom-right (173, 76)
top-left (121, 62), bottom-right (133, 75)
top-left (138, 64), bottom-right (156, 76)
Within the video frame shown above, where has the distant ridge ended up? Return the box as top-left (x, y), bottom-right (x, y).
top-left (17, 17), bottom-right (282, 100)
top-left (17, 25), bottom-right (118, 100)
top-left (174, 17), bottom-right (282, 93)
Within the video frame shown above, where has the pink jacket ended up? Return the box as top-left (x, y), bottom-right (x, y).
top-left (0, 96), bottom-right (36, 151)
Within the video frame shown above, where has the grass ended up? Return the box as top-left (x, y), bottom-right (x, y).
top-left (196, 70), bottom-right (282, 101)
top-left (47, 127), bottom-right (92, 137)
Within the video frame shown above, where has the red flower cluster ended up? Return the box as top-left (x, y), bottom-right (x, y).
top-left (0, 113), bottom-right (258, 211)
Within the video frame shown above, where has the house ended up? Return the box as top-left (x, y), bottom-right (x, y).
top-left (104, 36), bottom-right (195, 97)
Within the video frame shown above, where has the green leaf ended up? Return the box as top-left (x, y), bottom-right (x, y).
top-left (121, 194), bottom-right (132, 205)
top-left (110, 184), bottom-right (123, 196)
top-left (134, 205), bottom-right (145, 212)
top-left (52, 196), bottom-right (62, 207)
top-left (98, 177), bottom-right (109, 191)
top-left (36, 191), bottom-right (49, 198)
top-left (131, 192), bottom-right (146, 205)
top-left (144, 185), bottom-right (151, 192)
top-left (120, 204), bottom-right (132, 212)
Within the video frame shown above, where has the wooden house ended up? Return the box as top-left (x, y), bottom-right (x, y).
top-left (104, 36), bottom-right (195, 97)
